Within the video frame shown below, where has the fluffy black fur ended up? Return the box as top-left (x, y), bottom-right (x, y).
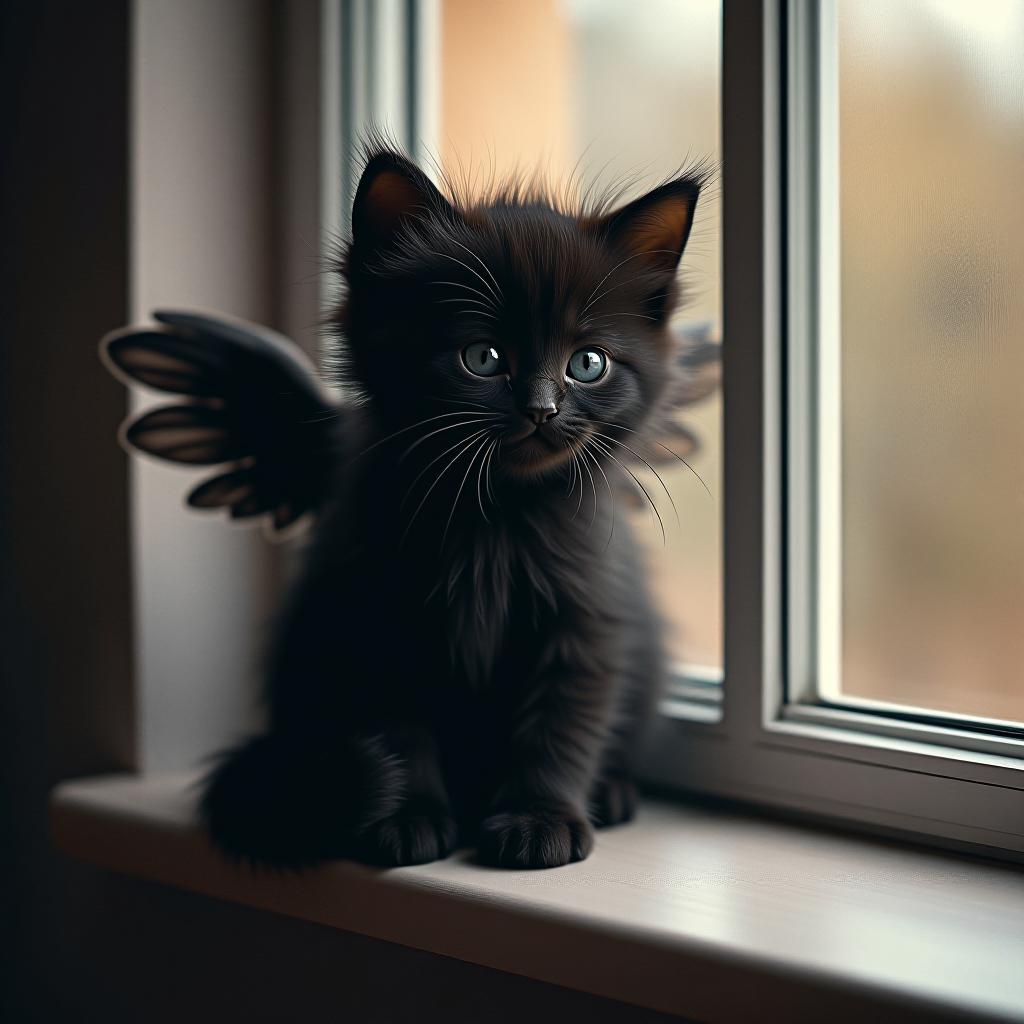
top-left (200, 146), bottom-right (708, 869)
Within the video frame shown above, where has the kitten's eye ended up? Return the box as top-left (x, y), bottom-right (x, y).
top-left (566, 348), bottom-right (608, 383)
top-left (462, 342), bottom-right (507, 377)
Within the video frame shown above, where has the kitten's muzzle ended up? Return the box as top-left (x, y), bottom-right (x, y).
top-left (505, 415), bottom-right (561, 448)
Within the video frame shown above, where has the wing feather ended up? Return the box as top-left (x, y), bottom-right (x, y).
top-left (125, 405), bottom-right (240, 464)
top-left (187, 469), bottom-right (258, 509)
top-left (101, 309), bottom-right (342, 534)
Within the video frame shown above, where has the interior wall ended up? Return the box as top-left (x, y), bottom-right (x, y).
top-left (0, 2), bottom-right (134, 1019)
top-left (130, 0), bottom-right (280, 772)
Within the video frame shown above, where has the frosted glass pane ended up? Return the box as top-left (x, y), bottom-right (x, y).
top-left (440, 0), bottom-right (722, 672)
top-left (837, 0), bottom-right (1024, 721)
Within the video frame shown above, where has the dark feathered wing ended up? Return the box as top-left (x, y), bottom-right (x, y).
top-left (608, 322), bottom-right (720, 510)
top-left (101, 309), bottom-right (342, 534)
top-left (626, 322), bottom-right (720, 463)
top-left (652, 321), bottom-right (720, 461)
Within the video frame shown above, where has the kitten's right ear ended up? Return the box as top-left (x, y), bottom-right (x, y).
top-left (351, 150), bottom-right (453, 256)
top-left (589, 174), bottom-right (703, 277)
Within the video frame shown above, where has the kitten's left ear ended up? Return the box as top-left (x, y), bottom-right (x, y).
top-left (591, 175), bottom-right (703, 276)
top-left (351, 149), bottom-right (454, 257)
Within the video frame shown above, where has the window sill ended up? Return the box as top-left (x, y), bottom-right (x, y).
top-left (51, 774), bottom-right (1024, 1023)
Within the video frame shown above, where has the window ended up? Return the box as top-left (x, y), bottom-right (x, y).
top-left (330, 0), bottom-right (1024, 858)
top-left (786, 0), bottom-right (1024, 748)
top-left (799, 0), bottom-right (1024, 726)
top-left (650, 0), bottom-right (1023, 859)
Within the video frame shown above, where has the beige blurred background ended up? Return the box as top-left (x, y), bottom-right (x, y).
top-left (838, 0), bottom-right (1024, 721)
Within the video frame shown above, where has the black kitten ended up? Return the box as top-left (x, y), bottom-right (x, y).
top-left (190, 148), bottom-right (704, 869)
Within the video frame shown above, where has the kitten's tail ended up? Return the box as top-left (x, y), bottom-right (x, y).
top-left (198, 732), bottom-right (407, 869)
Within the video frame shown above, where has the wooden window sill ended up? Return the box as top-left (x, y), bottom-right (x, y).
top-left (51, 773), bottom-right (1024, 1023)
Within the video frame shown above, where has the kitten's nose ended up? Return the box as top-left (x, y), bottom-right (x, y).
top-left (524, 402), bottom-right (559, 425)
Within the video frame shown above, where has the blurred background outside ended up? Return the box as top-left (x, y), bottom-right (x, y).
top-left (836, 0), bottom-right (1024, 721)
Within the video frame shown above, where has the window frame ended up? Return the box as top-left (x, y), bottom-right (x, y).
top-left (782, 0), bottom-right (1024, 754)
top-left (643, 0), bottom-right (1024, 861)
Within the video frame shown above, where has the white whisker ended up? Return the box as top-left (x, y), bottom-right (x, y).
top-left (402, 431), bottom-right (486, 546)
top-left (589, 434), bottom-right (666, 546)
top-left (588, 418), bottom-right (712, 497)
top-left (431, 252), bottom-right (503, 309)
top-left (476, 437), bottom-right (498, 524)
top-left (576, 440), bottom-right (598, 529)
top-left (346, 409), bottom-right (495, 464)
top-left (401, 426), bottom-right (493, 508)
top-left (445, 237), bottom-right (505, 304)
top-left (431, 280), bottom-right (497, 307)
top-left (486, 440), bottom-right (500, 506)
top-left (592, 430), bottom-right (679, 527)
top-left (580, 437), bottom-right (615, 549)
top-left (441, 435), bottom-right (491, 551)
top-left (580, 249), bottom-right (678, 316)
top-left (398, 416), bottom-right (500, 464)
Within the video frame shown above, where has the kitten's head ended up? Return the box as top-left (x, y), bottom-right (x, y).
top-left (334, 147), bottom-right (705, 484)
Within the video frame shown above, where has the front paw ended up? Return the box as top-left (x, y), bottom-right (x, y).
top-left (356, 799), bottom-right (457, 867)
top-left (478, 805), bottom-right (594, 869)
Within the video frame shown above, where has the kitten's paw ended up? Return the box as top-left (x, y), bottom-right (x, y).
top-left (200, 732), bottom-right (406, 869)
top-left (356, 799), bottom-right (457, 867)
top-left (589, 775), bottom-right (638, 828)
top-left (478, 805), bottom-right (594, 869)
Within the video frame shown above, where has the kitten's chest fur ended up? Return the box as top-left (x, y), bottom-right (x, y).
top-left (436, 522), bottom-right (537, 683)
top-left (325, 456), bottom-right (623, 691)
top-left (424, 505), bottom-right (612, 686)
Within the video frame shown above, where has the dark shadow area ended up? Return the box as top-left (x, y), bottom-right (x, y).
top-left (1, 2), bottom-right (134, 1021)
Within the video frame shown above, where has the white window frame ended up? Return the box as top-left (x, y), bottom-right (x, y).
top-left (326, 0), bottom-right (1024, 860)
top-left (644, 0), bottom-right (1024, 861)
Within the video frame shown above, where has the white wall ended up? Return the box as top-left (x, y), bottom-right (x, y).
top-left (131, 0), bottom-right (280, 770)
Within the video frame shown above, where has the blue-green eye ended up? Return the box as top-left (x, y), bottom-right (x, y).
top-left (462, 342), bottom-right (506, 377)
top-left (567, 348), bottom-right (608, 383)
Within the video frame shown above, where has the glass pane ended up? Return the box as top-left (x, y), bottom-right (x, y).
top-left (834, 0), bottom-right (1024, 721)
top-left (439, 0), bottom-right (723, 674)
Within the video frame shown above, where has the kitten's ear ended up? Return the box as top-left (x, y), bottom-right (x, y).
top-left (591, 175), bottom-right (703, 275)
top-left (351, 150), bottom-right (453, 256)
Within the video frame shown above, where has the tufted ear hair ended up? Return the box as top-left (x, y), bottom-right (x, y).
top-left (351, 149), bottom-right (454, 258)
top-left (591, 174), bottom-right (703, 277)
